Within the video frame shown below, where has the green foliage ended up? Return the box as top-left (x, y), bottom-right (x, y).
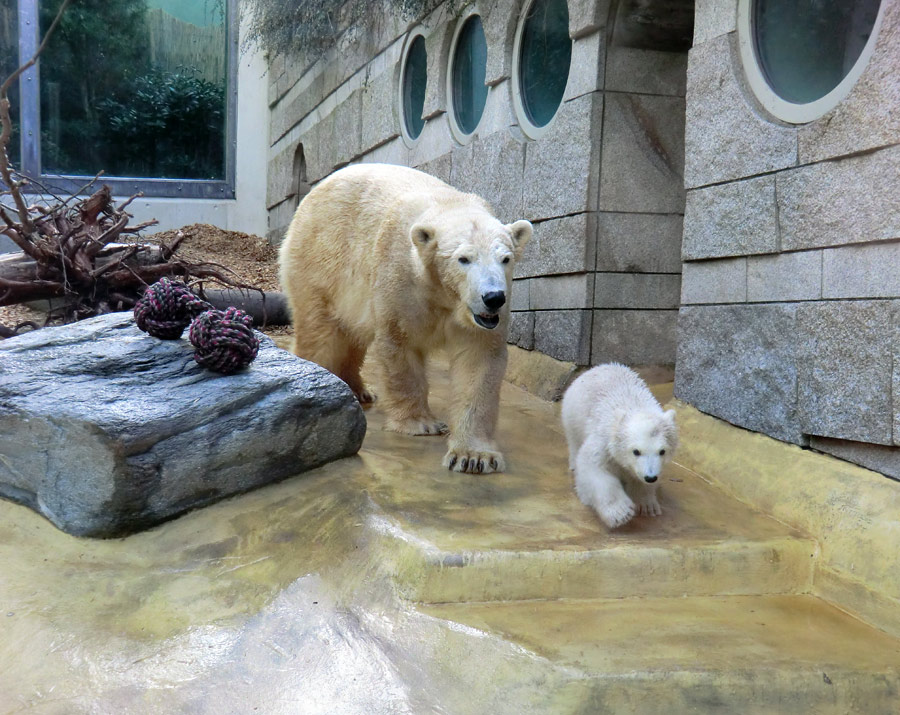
top-left (242, 0), bottom-right (462, 58)
top-left (98, 68), bottom-right (225, 180)
top-left (36, 0), bottom-right (227, 180)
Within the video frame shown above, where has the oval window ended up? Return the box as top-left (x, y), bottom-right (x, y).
top-left (450, 14), bottom-right (488, 139)
top-left (739, 0), bottom-right (884, 123)
top-left (516, 0), bottom-right (571, 132)
top-left (401, 33), bottom-right (427, 142)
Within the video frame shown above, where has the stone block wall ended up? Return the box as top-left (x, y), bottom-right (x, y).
top-left (675, 0), bottom-right (900, 477)
top-left (265, 0), bottom-right (690, 369)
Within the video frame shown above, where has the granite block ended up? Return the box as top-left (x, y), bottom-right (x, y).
top-left (823, 241), bottom-right (900, 299)
top-left (680, 257), bottom-right (747, 304)
top-left (596, 212), bottom-right (684, 274)
top-left (534, 309), bottom-right (592, 364)
top-left (592, 309), bottom-right (677, 366)
top-left (605, 46), bottom-right (688, 97)
top-left (515, 213), bottom-right (595, 279)
top-left (594, 273), bottom-right (681, 310)
top-left (747, 251), bottom-right (822, 303)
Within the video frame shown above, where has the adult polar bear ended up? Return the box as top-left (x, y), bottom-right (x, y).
top-left (278, 163), bottom-right (532, 474)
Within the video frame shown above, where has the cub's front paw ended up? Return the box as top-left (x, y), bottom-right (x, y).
top-left (386, 417), bottom-right (448, 436)
top-left (598, 497), bottom-right (636, 529)
top-left (357, 387), bottom-right (377, 405)
top-left (636, 493), bottom-right (662, 517)
top-left (443, 447), bottom-right (505, 474)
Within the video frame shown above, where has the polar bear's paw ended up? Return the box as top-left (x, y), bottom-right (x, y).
top-left (636, 493), bottom-right (662, 517)
top-left (443, 447), bottom-right (505, 474)
top-left (386, 417), bottom-right (448, 436)
top-left (598, 497), bottom-right (636, 529)
top-left (357, 387), bottom-right (377, 405)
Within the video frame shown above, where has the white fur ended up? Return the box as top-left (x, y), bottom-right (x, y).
top-left (278, 163), bottom-right (532, 474)
top-left (561, 364), bottom-right (678, 529)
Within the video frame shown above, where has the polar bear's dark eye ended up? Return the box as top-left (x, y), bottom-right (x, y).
top-left (458, 257), bottom-right (470, 265)
top-left (659, 449), bottom-right (666, 456)
top-left (502, 256), bottom-right (510, 264)
top-left (633, 449), bottom-right (641, 456)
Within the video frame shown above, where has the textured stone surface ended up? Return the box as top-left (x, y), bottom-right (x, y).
top-left (692, 0), bottom-right (737, 45)
top-left (515, 213), bottom-right (595, 279)
top-left (507, 311), bottom-right (535, 350)
top-left (747, 251), bottom-right (822, 303)
top-left (360, 136), bottom-right (410, 167)
top-left (510, 278), bottom-right (530, 312)
top-left (266, 141), bottom-right (299, 210)
top-left (568, 0), bottom-right (612, 38)
top-left (482, 0), bottom-right (518, 84)
top-left (534, 310), bottom-right (592, 364)
top-left (361, 68), bottom-right (400, 151)
top-left (778, 145), bottom-right (900, 251)
top-left (333, 90), bottom-right (363, 167)
top-left (267, 200), bottom-right (297, 244)
top-left (479, 80), bottom-right (515, 136)
top-left (563, 31), bottom-right (605, 101)
top-left (409, 114), bottom-right (454, 167)
top-left (797, 301), bottom-right (895, 446)
top-left (680, 258), bottom-right (747, 304)
top-left (798, 1), bottom-right (900, 164)
top-left (684, 36), bottom-right (797, 189)
top-left (682, 176), bottom-right (778, 260)
top-left (809, 437), bottom-right (900, 481)
top-left (450, 130), bottom-right (525, 223)
top-left (0, 314), bottom-right (366, 537)
top-left (523, 92), bottom-right (602, 221)
top-left (529, 274), bottom-right (594, 310)
top-left (414, 153), bottom-right (452, 185)
top-left (592, 309), bottom-right (677, 366)
top-left (596, 212), bottom-right (683, 274)
top-left (675, 304), bottom-right (803, 443)
top-left (823, 241), bottom-right (900, 299)
top-left (599, 93), bottom-right (685, 213)
top-left (594, 273), bottom-right (681, 310)
top-left (422, 27), bottom-right (451, 119)
top-left (605, 47), bottom-right (687, 96)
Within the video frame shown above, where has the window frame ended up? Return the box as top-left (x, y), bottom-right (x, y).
top-left (446, 6), bottom-right (488, 145)
top-left (511, 0), bottom-right (572, 140)
top-left (398, 26), bottom-right (428, 148)
top-left (737, 0), bottom-right (886, 125)
top-left (16, 0), bottom-right (237, 199)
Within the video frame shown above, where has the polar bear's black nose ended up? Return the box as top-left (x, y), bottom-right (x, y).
top-left (482, 291), bottom-right (506, 312)
top-left (644, 475), bottom-right (658, 483)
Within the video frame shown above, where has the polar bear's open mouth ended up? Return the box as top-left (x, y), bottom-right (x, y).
top-left (473, 312), bottom-right (500, 330)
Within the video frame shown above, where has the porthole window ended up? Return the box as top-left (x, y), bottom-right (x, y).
top-left (400, 31), bottom-right (427, 145)
top-left (513, 0), bottom-right (572, 138)
top-left (448, 12), bottom-right (488, 143)
top-left (738, 0), bottom-right (885, 124)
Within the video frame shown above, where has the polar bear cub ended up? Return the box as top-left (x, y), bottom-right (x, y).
top-left (561, 364), bottom-right (678, 529)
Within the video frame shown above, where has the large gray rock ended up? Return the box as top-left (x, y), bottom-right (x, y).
top-left (0, 313), bottom-right (366, 538)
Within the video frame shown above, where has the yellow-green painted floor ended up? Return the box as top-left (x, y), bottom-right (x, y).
top-left (1, 358), bottom-right (899, 713)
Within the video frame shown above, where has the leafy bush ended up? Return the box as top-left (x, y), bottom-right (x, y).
top-left (98, 68), bottom-right (225, 180)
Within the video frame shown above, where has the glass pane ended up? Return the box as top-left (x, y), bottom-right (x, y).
top-left (520, 0), bottom-right (571, 128)
top-left (39, 0), bottom-right (227, 179)
top-left (402, 34), bottom-right (426, 140)
top-left (754, 0), bottom-right (881, 104)
top-left (451, 15), bottom-right (487, 136)
top-left (0, 0), bottom-right (19, 168)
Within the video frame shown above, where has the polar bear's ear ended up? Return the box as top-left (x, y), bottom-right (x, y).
top-left (506, 220), bottom-right (533, 257)
top-left (410, 224), bottom-right (436, 255)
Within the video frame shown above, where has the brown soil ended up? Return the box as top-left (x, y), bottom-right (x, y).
top-left (0, 223), bottom-right (288, 337)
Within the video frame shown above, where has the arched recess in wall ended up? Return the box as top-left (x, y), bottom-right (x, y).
top-left (292, 144), bottom-right (310, 211)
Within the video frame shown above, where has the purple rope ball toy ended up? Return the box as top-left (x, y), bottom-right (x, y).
top-left (134, 278), bottom-right (260, 374)
top-left (133, 277), bottom-right (212, 339)
top-left (188, 306), bottom-right (260, 375)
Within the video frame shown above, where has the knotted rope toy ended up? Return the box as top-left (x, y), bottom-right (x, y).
top-left (134, 278), bottom-right (259, 374)
top-left (133, 277), bottom-right (212, 339)
top-left (188, 306), bottom-right (259, 375)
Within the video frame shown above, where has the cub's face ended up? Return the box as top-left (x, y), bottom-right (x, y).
top-left (411, 213), bottom-right (532, 332)
top-left (614, 410), bottom-right (678, 485)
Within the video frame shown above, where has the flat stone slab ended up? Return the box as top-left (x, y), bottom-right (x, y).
top-left (0, 313), bottom-right (365, 537)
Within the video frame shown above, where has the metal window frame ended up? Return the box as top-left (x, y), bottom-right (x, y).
top-left (16, 0), bottom-right (237, 199)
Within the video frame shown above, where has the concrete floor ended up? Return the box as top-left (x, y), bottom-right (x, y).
top-left (1, 358), bottom-right (899, 713)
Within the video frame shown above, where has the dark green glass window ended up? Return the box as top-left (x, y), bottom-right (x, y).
top-left (39, 0), bottom-right (227, 180)
top-left (753, 0), bottom-right (881, 104)
top-left (519, 0), bottom-right (571, 128)
top-left (451, 15), bottom-right (487, 136)
top-left (402, 34), bottom-right (427, 140)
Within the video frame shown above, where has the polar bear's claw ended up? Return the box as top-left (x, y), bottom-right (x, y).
top-left (443, 448), bottom-right (505, 474)
top-left (599, 498), bottom-right (636, 529)
top-left (357, 388), bottom-right (377, 405)
top-left (637, 497), bottom-right (662, 517)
